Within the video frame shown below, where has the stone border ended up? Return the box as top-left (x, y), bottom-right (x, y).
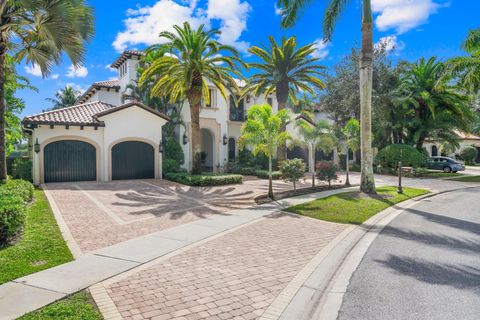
top-left (41, 184), bottom-right (83, 258)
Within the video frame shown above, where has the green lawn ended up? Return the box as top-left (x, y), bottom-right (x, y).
top-left (286, 186), bottom-right (429, 225)
top-left (19, 291), bottom-right (102, 320)
top-left (0, 189), bottom-right (73, 284)
top-left (419, 171), bottom-right (464, 179)
top-left (449, 175), bottom-right (480, 182)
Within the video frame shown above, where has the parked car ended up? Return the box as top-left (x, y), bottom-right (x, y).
top-left (426, 156), bottom-right (465, 173)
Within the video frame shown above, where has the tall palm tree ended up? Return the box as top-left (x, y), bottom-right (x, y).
top-left (139, 22), bottom-right (245, 174)
top-left (46, 85), bottom-right (81, 110)
top-left (397, 57), bottom-right (473, 149)
top-left (278, 0), bottom-right (376, 193)
top-left (246, 36), bottom-right (325, 161)
top-left (338, 118), bottom-right (360, 186)
top-left (294, 111), bottom-right (336, 187)
top-left (447, 28), bottom-right (480, 93)
top-left (0, 0), bottom-right (94, 181)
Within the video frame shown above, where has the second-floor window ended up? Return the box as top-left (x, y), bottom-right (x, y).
top-left (229, 95), bottom-right (245, 121)
top-left (205, 89), bottom-right (215, 108)
top-left (267, 97), bottom-right (273, 106)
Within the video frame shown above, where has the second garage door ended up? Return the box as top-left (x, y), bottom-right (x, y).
top-left (112, 141), bottom-right (155, 180)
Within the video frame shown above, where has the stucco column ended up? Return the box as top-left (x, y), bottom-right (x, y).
top-left (308, 143), bottom-right (315, 173)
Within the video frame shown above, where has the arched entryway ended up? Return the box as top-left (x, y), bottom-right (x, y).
top-left (201, 129), bottom-right (214, 171)
top-left (44, 140), bottom-right (96, 183)
top-left (112, 141), bottom-right (154, 180)
top-left (228, 138), bottom-right (236, 161)
top-left (431, 145), bottom-right (438, 156)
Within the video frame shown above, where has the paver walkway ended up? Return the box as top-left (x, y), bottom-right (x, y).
top-left (0, 187), bottom-right (354, 320)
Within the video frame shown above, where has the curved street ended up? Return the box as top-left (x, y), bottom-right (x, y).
top-left (338, 186), bottom-right (480, 320)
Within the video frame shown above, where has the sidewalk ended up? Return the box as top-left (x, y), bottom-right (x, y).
top-left (0, 186), bottom-right (357, 320)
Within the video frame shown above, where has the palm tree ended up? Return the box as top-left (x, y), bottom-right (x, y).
top-left (246, 36), bottom-right (325, 162)
top-left (139, 22), bottom-right (245, 174)
top-left (396, 57), bottom-right (473, 149)
top-left (294, 111), bottom-right (336, 187)
top-left (46, 85), bottom-right (81, 110)
top-left (0, 0), bottom-right (94, 181)
top-left (338, 118), bottom-right (360, 186)
top-left (239, 104), bottom-right (291, 199)
top-left (447, 28), bottom-right (480, 93)
top-left (278, 0), bottom-right (376, 193)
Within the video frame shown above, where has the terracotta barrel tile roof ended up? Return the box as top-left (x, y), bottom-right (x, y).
top-left (22, 101), bottom-right (115, 126)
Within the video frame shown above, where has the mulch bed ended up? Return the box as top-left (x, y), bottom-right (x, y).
top-left (254, 184), bottom-right (354, 204)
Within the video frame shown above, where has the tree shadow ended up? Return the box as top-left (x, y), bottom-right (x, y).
top-left (376, 255), bottom-right (480, 294)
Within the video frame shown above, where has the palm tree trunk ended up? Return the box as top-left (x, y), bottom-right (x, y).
top-left (268, 154), bottom-right (273, 199)
top-left (187, 90), bottom-right (202, 175)
top-left (359, 0), bottom-right (376, 194)
top-left (276, 81), bottom-right (289, 163)
top-left (345, 150), bottom-right (350, 186)
top-left (0, 37), bottom-right (7, 182)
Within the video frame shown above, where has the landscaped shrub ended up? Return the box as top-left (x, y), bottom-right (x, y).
top-left (460, 146), bottom-right (478, 165)
top-left (164, 138), bottom-right (184, 165)
top-left (350, 163), bottom-right (361, 172)
top-left (165, 173), bottom-right (243, 186)
top-left (11, 158), bottom-right (32, 182)
top-left (0, 179), bottom-right (34, 202)
top-left (255, 170), bottom-right (282, 180)
top-left (0, 194), bottom-right (26, 245)
top-left (375, 144), bottom-right (426, 169)
top-left (412, 167), bottom-right (429, 177)
top-left (316, 161), bottom-right (338, 188)
top-left (279, 158), bottom-right (306, 191)
top-left (162, 159), bottom-right (180, 175)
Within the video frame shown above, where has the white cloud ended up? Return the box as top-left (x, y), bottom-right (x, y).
top-left (66, 65), bottom-right (88, 78)
top-left (311, 39), bottom-right (330, 60)
top-left (24, 64), bottom-right (43, 77)
top-left (372, 0), bottom-right (447, 34)
top-left (375, 35), bottom-right (405, 53)
top-left (105, 64), bottom-right (116, 72)
top-left (65, 83), bottom-right (88, 94)
top-left (274, 4), bottom-right (282, 16)
top-left (50, 74), bottom-right (60, 80)
top-left (207, 0), bottom-right (251, 51)
top-left (113, 0), bottom-right (251, 52)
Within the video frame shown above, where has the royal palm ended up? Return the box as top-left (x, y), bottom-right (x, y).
top-left (278, 0), bottom-right (376, 193)
top-left (0, 0), bottom-right (94, 181)
top-left (140, 22), bottom-right (245, 174)
top-left (46, 85), bottom-right (82, 110)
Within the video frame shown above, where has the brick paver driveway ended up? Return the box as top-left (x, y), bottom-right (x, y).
top-left (44, 177), bottom-right (319, 253)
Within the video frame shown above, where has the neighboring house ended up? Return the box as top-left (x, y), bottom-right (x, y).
top-left (424, 131), bottom-right (480, 162)
top-left (22, 50), bottom-right (336, 184)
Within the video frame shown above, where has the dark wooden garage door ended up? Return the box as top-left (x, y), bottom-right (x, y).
top-left (44, 140), bottom-right (96, 183)
top-left (112, 141), bottom-right (154, 180)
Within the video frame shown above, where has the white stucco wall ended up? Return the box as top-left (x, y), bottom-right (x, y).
top-left (424, 140), bottom-right (480, 158)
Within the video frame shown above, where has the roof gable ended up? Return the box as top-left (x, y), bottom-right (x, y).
top-left (94, 101), bottom-right (170, 122)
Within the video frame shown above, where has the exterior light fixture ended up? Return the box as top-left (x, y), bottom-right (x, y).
top-left (183, 133), bottom-right (189, 145)
top-left (223, 135), bottom-right (228, 145)
top-left (159, 137), bottom-right (166, 153)
top-left (34, 138), bottom-right (40, 153)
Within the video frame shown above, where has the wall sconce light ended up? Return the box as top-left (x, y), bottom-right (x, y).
top-left (159, 137), bottom-right (166, 153)
top-left (183, 133), bottom-right (189, 145)
top-left (34, 138), bottom-right (40, 153)
top-left (223, 135), bottom-right (228, 145)
top-left (246, 96), bottom-right (251, 103)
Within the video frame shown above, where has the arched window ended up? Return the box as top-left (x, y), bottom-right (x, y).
top-left (228, 138), bottom-right (236, 161)
top-left (431, 145), bottom-right (438, 156)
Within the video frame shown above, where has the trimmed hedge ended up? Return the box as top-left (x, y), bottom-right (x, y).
top-left (255, 170), bottom-right (282, 180)
top-left (162, 159), bottom-right (180, 174)
top-left (0, 180), bottom-right (34, 245)
top-left (375, 144), bottom-right (426, 168)
top-left (460, 146), bottom-right (478, 165)
top-left (165, 173), bottom-right (243, 186)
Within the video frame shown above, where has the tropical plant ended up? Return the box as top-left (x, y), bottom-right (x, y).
top-left (239, 104), bottom-right (291, 198)
top-left (246, 36), bottom-right (325, 161)
top-left (122, 81), bottom-right (169, 112)
top-left (460, 146), bottom-right (478, 165)
top-left (0, 0), bottom-right (94, 181)
top-left (396, 57), bottom-right (473, 150)
top-left (139, 22), bottom-right (245, 174)
top-left (278, 0), bottom-right (377, 193)
top-left (316, 161), bottom-right (338, 188)
top-left (294, 111), bottom-right (336, 187)
top-left (375, 144), bottom-right (426, 169)
top-left (279, 158), bottom-right (306, 191)
top-left (46, 85), bottom-right (81, 110)
top-left (338, 119), bottom-right (360, 186)
top-left (447, 28), bottom-right (480, 93)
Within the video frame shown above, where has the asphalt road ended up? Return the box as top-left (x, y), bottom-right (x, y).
top-left (338, 186), bottom-right (480, 320)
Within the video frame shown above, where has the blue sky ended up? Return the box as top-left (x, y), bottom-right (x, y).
top-left (17, 0), bottom-right (480, 117)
